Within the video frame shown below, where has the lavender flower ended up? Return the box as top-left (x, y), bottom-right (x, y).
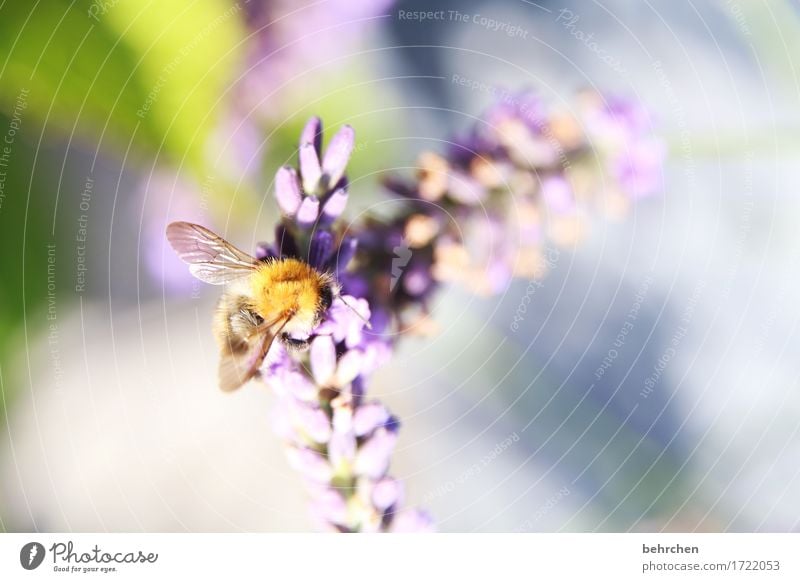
top-left (176, 90), bottom-right (661, 531)
top-left (257, 97), bottom-right (662, 528)
top-left (239, 0), bottom-right (395, 119)
top-left (361, 89), bottom-right (665, 325)
top-left (259, 118), bottom-right (433, 532)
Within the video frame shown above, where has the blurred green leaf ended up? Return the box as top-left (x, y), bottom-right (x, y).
top-left (0, 0), bottom-right (244, 173)
top-left (0, 112), bottom-right (51, 447)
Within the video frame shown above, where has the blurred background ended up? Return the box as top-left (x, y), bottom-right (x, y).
top-left (1, 0), bottom-right (800, 532)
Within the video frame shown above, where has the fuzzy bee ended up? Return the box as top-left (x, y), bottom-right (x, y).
top-left (166, 221), bottom-right (341, 392)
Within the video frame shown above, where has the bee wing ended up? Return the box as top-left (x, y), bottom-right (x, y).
top-left (217, 316), bottom-right (291, 392)
top-left (166, 221), bottom-right (259, 285)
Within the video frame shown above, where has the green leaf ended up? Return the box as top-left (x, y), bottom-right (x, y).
top-left (0, 0), bottom-right (244, 174)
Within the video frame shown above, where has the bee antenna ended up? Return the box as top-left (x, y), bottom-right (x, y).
top-left (338, 294), bottom-right (372, 330)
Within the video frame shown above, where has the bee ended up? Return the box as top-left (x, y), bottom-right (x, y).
top-left (166, 221), bottom-right (341, 392)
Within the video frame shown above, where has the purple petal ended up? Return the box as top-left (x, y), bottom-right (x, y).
top-left (391, 509), bottom-right (435, 532)
top-left (321, 186), bottom-right (348, 223)
top-left (355, 428), bottom-right (397, 479)
top-left (300, 116), bottom-right (323, 156)
top-left (371, 477), bottom-right (402, 511)
top-left (600, 95), bottom-right (652, 138)
top-left (343, 297), bottom-right (371, 347)
top-left (351, 375), bottom-right (367, 402)
top-left (290, 401), bottom-right (332, 443)
top-left (310, 336), bottom-right (336, 384)
top-left (331, 236), bottom-right (357, 274)
top-left (286, 447), bottom-right (333, 483)
top-left (347, 295), bottom-right (371, 323)
top-left (541, 175), bottom-right (574, 213)
top-left (322, 125), bottom-right (354, 189)
top-left (402, 265), bottom-right (433, 297)
top-left (614, 137), bottom-right (665, 198)
top-left (339, 274), bottom-right (369, 299)
top-left (264, 349), bottom-right (319, 401)
top-left (275, 166), bottom-right (302, 215)
top-left (279, 369), bottom-right (317, 402)
top-left (484, 259), bottom-right (514, 296)
top-left (329, 429), bottom-right (357, 468)
top-left (331, 398), bottom-right (354, 433)
top-left (358, 340), bottom-right (392, 376)
top-left (315, 296), bottom-right (369, 344)
top-left (299, 143), bottom-right (322, 194)
top-left (334, 350), bottom-right (363, 386)
top-left (366, 306), bottom-right (390, 334)
top-left (309, 487), bottom-right (348, 526)
top-left (296, 196), bottom-right (320, 226)
top-left (308, 230), bottom-right (334, 270)
top-left (352, 402), bottom-right (390, 437)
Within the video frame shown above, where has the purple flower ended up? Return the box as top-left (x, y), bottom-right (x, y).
top-left (315, 296), bottom-right (370, 347)
top-left (309, 487), bottom-right (349, 529)
top-left (258, 118), bottom-right (433, 533)
top-left (353, 402), bottom-right (390, 436)
top-left (612, 137), bottom-right (666, 199)
top-left (141, 172), bottom-right (210, 295)
top-left (279, 118), bottom-right (353, 207)
top-left (286, 446), bottom-right (333, 483)
top-left (169, 90), bottom-right (661, 531)
top-left (364, 88), bottom-right (664, 313)
top-left (238, 0), bottom-right (396, 120)
top-left (355, 427), bottom-right (398, 479)
top-left (268, 118), bottom-right (356, 269)
top-left (371, 477), bottom-right (402, 510)
top-left (540, 175), bottom-right (575, 214)
top-left (308, 333), bottom-right (363, 387)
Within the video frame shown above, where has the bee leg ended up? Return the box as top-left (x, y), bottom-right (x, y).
top-left (230, 308), bottom-right (263, 340)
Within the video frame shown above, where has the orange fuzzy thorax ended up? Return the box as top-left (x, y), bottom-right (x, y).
top-left (249, 258), bottom-right (326, 330)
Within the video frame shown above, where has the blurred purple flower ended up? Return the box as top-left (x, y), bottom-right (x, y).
top-left (142, 1), bottom-right (395, 295)
top-left (359, 89), bottom-right (664, 320)
top-left (541, 175), bottom-right (575, 214)
top-left (141, 172), bottom-right (211, 295)
top-left (239, 0), bottom-right (395, 118)
top-left (612, 137), bottom-right (667, 199)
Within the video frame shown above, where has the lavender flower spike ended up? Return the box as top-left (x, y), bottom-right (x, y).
top-left (221, 93), bottom-right (659, 531)
top-left (267, 297), bottom-right (432, 532)
top-left (258, 119), bottom-right (432, 532)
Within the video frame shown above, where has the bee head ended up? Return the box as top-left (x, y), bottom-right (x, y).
top-left (312, 278), bottom-right (337, 328)
top-left (319, 282), bottom-right (334, 313)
